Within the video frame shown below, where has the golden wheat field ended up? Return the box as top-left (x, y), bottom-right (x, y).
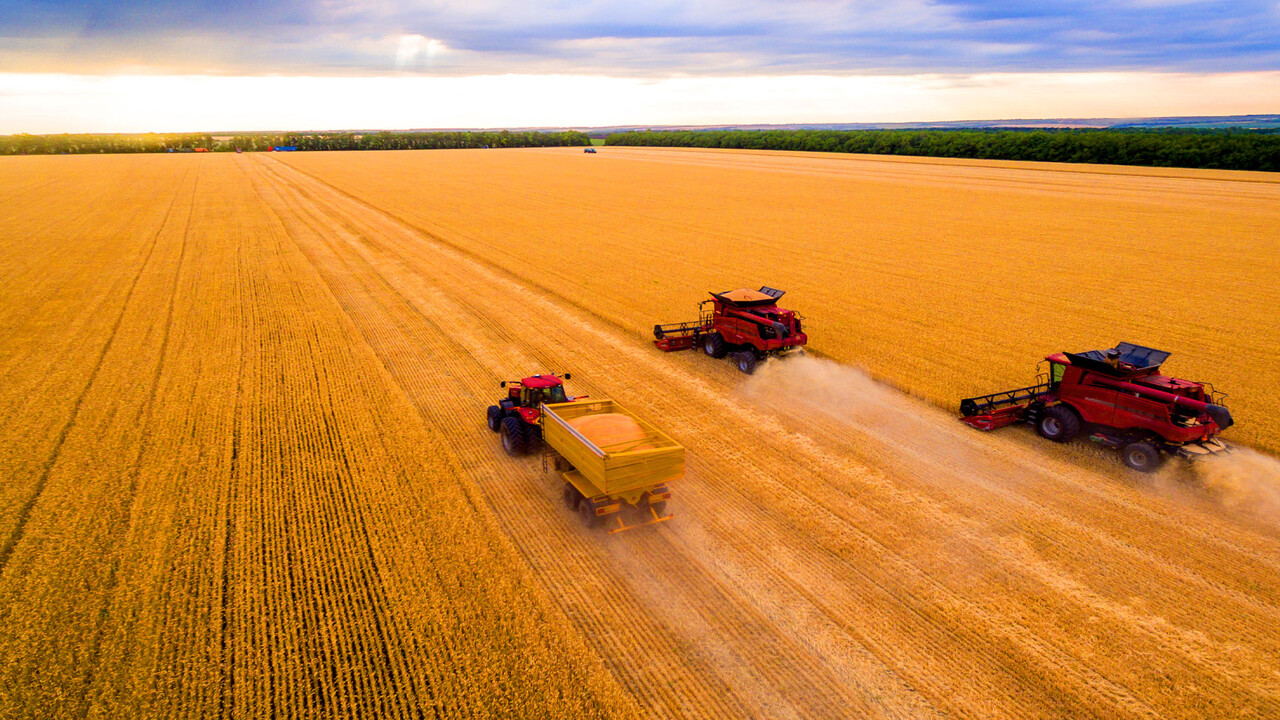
top-left (1, 147), bottom-right (1278, 719)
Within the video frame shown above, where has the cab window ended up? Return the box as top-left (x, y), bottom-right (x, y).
top-left (1050, 362), bottom-right (1065, 387)
top-left (522, 388), bottom-right (542, 407)
top-left (545, 386), bottom-right (568, 404)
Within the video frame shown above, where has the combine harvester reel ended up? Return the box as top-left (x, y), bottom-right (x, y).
top-left (959, 342), bottom-right (1233, 472)
top-left (653, 286), bottom-right (807, 374)
top-left (486, 373), bottom-right (680, 533)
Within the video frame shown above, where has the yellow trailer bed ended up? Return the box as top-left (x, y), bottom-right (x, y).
top-left (540, 399), bottom-right (683, 532)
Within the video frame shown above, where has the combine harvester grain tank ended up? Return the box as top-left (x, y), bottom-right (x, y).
top-left (653, 286), bottom-right (807, 373)
top-left (487, 373), bottom-right (681, 533)
top-left (959, 342), bottom-right (1232, 471)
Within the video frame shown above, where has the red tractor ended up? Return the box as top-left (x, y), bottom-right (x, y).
top-left (653, 286), bottom-right (807, 374)
top-left (960, 342), bottom-right (1232, 471)
top-left (487, 373), bottom-right (580, 456)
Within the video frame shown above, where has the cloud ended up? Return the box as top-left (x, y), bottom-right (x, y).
top-left (3, 0), bottom-right (1279, 75)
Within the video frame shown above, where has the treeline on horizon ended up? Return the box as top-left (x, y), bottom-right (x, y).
top-left (0, 130), bottom-right (591, 155)
top-left (604, 128), bottom-right (1280, 172)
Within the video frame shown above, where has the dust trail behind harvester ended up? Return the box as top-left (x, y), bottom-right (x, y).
top-left (744, 354), bottom-right (1280, 528)
top-left (1192, 447), bottom-right (1280, 527)
top-left (738, 354), bottom-right (1002, 489)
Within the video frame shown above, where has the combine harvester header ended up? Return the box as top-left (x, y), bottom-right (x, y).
top-left (960, 342), bottom-right (1232, 472)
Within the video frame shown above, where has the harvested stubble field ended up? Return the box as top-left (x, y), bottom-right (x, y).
top-left (0, 147), bottom-right (1278, 719)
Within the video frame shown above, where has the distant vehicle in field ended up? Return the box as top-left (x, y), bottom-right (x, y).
top-left (487, 373), bottom-right (680, 532)
top-left (960, 342), bottom-right (1232, 471)
top-left (584, 147), bottom-right (597, 153)
top-left (653, 286), bottom-right (807, 374)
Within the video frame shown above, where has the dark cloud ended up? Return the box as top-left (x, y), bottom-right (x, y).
top-left (3, 0), bottom-right (1279, 75)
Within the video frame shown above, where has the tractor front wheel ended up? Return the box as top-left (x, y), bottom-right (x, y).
top-left (1037, 405), bottom-right (1081, 442)
top-left (1121, 441), bottom-right (1161, 472)
top-left (486, 405), bottom-right (503, 432)
top-left (702, 332), bottom-right (728, 358)
top-left (736, 351), bottom-right (758, 375)
top-left (500, 416), bottom-right (528, 456)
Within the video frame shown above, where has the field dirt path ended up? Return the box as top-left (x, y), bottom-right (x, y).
top-left (244, 152), bottom-right (1280, 719)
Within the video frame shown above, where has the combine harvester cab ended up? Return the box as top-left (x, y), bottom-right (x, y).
top-left (653, 286), bottom-right (807, 374)
top-left (541, 399), bottom-right (682, 533)
top-left (960, 342), bottom-right (1233, 472)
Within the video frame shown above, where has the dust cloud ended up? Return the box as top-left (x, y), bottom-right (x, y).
top-left (740, 354), bottom-right (920, 430)
top-left (1192, 447), bottom-right (1280, 525)
top-left (736, 354), bottom-right (991, 484)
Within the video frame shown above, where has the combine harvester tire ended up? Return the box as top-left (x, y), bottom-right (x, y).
top-left (1037, 405), bottom-right (1080, 442)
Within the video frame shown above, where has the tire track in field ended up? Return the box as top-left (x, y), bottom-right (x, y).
top-left (77, 160), bottom-right (201, 713)
top-left (253, 157), bottom-right (1128, 717)
top-left (325, 225), bottom-right (1163, 720)
top-left (242, 166), bottom-right (434, 718)
top-left (0, 163), bottom-right (195, 575)
top-left (253, 155), bottom-right (1280, 718)
top-left (246, 158), bottom-right (825, 718)
top-left (249, 157), bottom-right (1107, 718)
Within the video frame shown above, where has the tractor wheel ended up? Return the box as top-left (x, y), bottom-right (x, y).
top-left (1121, 441), bottom-right (1161, 472)
top-left (486, 405), bottom-right (503, 432)
top-left (524, 423), bottom-right (543, 450)
top-left (562, 483), bottom-right (580, 510)
top-left (736, 351), bottom-right (759, 375)
top-left (578, 498), bottom-right (600, 528)
top-left (500, 416), bottom-right (528, 456)
top-left (1037, 405), bottom-right (1081, 442)
top-left (702, 332), bottom-right (728, 358)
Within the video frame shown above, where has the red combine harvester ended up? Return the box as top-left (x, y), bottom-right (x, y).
top-left (960, 342), bottom-right (1232, 471)
top-left (653, 286), bottom-right (807, 373)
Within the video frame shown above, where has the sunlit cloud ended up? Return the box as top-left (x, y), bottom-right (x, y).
top-left (3, 1), bottom-right (1279, 75)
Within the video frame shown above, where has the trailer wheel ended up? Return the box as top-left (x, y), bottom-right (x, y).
top-left (1121, 441), bottom-right (1161, 472)
top-left (702, 332), bottom-right (728, 358)
top-left (1037, 405), bottom-right (1080, 442)
top-left (486, 405), bottom-right (503, 432)
top-left (736, 351), bottom-right (758, 375)
top-left (500, 416), bottom-right (527, 456)
top-left (578, 499), bottom-right (600, 528)
top-left (650, 500), bottom-right (669, 517)
top-left (562, 483), bottom-right (580, 510)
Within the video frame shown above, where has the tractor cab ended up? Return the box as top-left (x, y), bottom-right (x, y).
top-left (504, 371), bottom-right (570, 407)
top-left (502, 374), bottom-right (571, 409)
top-left (489, 373), bottom-right (580, 455)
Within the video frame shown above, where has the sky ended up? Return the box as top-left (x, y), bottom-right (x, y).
top-left (2, 0), bottom-right (1279, 132)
